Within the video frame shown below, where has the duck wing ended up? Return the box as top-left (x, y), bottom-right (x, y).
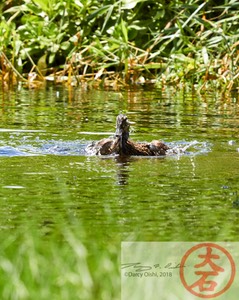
top-left (86, 138), bottom-right (116, 155)
top-left (120, 140), bottom-right (169, 156)
top-left (149, 140), bottom-right (170, 155)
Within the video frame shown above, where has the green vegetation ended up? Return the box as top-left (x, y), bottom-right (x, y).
top-left (1, 0), bottom-right (239, 88)
top-left (0, 223), bottom-right (119, 300)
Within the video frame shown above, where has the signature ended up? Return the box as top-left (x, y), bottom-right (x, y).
top-left (121, 262), bottom-right (185, 272)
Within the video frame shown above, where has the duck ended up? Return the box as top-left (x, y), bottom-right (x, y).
top-left (86, 114), bottom-right (170, 156)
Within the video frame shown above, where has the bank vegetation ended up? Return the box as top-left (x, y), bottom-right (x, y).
top-left (1, 0), bottom-right (239, 91)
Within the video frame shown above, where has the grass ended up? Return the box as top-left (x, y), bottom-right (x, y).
top-left (0, 223), bottom-right (120, 300)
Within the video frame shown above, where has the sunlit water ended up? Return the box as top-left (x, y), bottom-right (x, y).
top-left (1, 85), bottom-right (239, 242)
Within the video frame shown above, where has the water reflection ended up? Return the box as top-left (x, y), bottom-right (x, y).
top-left (115, 156), bottom-right (131, 186)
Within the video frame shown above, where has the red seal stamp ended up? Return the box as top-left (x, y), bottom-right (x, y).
top-left (180, 243), bottom-right (235, 298)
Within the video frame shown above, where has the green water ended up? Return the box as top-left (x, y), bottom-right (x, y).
top-left (1, 85), bottom-right (239, 298)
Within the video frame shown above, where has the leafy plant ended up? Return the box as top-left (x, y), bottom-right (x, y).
top-left (1, 0), bottom-right (239, 89)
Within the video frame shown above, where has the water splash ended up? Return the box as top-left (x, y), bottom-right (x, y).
top-left (0, 135), bottom-right (211, 157)
top-left (0, 146), bottom-right (30, 157)
top-left (18, 140), bottom-right (88, 156)
top-left (0, 137), bottom-right (87, 157)
top-left (167, 140), bottom-right (211, 156)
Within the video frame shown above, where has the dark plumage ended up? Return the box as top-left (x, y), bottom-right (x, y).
top-left (86, 114), bottom-right (169, 156)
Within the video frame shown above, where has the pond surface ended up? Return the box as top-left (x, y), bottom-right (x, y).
top-left (1, 85), bottom-right (239, 243)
